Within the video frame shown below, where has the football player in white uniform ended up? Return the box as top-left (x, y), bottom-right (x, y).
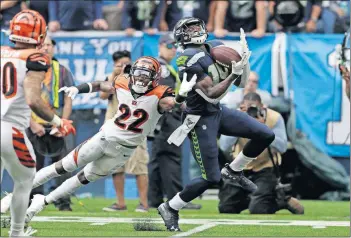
top-left (0, 10), bottom-right (75, 236)
top-left (12, 56), bottom-right (196, 224)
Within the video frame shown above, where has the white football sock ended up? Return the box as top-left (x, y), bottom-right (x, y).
top-left (169, 193), bottom-right (188, 211)
top-left (229, 151), bottom-right (256, 172)
top-left (32, 163), bottom-right (59, 189)
top-left (10, 179), bottom-right (33, 236)
top-left (45, 175), bottom-right (83, 204)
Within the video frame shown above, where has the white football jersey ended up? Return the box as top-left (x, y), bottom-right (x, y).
top-left (1, 46), bottom-right (49, 129)
top-left (102, 75), bottom-right (172, 147)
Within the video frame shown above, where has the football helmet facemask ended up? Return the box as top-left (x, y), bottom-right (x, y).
top-left (130, 56), bottom-right (161, 94)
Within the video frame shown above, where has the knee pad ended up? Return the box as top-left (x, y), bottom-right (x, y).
top-left (55, 160), bottom-right (67, 175)
top-left (77, 170), bottom-right (90, 185)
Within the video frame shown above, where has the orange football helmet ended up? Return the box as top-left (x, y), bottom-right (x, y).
top-left (9, 10), bottom-right (47, 46)
top-left (130, 56), bottom-right (161, 94)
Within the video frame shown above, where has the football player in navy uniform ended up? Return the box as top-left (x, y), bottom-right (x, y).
top-left (158, 17), bottom-right (276, 231)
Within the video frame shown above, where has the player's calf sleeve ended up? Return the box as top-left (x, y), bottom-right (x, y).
top-left (45, 175), bottom-right (83, 204)
top-left (230, 131), bottom-right (275, 171)
top-left (32, 163), bottom-right (60, 189)
top-left (229, 151), bottom-right (256, 172)
top-left (32, 161), bottom-right (69, 189)
top-left (10, 179), bottom-right (34, 236)
top-left (170, 177), bottom-right (213, 210)
top-left (169, 193), bottom-right (188, 211)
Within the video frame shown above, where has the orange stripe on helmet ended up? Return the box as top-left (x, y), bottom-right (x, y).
top-left (10, 10), bottom-right (47, 46)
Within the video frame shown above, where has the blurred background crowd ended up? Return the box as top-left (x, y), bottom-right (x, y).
top-left (1, 0), bottom-right (350, 35)
top-left (1, 0), bottom-right (350, 214)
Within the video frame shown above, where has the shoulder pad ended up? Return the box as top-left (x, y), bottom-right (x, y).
top-left (114, 74), bottom-right (130, 90)
top-left (176, 48), bottom-right (205, 68)
top-left (145, 85), bottom-right (171, 99)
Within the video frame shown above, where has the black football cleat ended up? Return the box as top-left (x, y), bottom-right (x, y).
top-left (221, 163), bottom-right (258, 193)
top-left (157, 202), bottom-right (181, 232)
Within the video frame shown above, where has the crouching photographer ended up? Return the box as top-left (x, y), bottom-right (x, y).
top-left (218, 92), bottom-right (304, 214)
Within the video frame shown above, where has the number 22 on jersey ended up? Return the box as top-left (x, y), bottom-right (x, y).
top-left (114, 104), bottom-right (149, 133)
top-left (1, 62), bottom-right (17, 99)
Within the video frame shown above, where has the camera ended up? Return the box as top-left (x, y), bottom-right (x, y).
top-left (272, 0), bottom-right (304, 32)
top-left (247, 105), bottom-right (266, 119)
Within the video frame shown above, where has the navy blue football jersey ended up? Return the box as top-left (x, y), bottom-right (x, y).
top-left (176, 40), bottom-right (230, 115)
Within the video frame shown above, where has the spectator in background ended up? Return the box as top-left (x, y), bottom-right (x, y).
top-left (320, 1), bottom-right (350, 33)
top-left (214, 0), bottom-right (267, 38)
top-left (102, 0), bottom-right (124, 31)
top-left (268, 0), bottom-right (323, 33)
top-left (219, 92), bottom-right (304, 215)
top-left (148, 34), bottom-right (201, 210)
top-left (26, 35), bottom-right (74, 211)
top-left (100, 51), bottom-right (149, 212)
top-left (48, 0), bottom-right (108, 32)
top-left (221, 71), bottom-right (272, 110)
top-left (303, 0), bottom-right (322, 33)
top-left (122, 1), bottom-right (164, 36)
top-left (160, 0), bottom-right (217, 32)
top-left (0, 0), bottom-right (22, 29)
top-left (22, 0), bottom-right (49, 24)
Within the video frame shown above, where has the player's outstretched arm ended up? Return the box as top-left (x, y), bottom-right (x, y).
top-left (59, 81), bottom-right (115, 100)
top-left (24, 71), bottom-right (76, 136)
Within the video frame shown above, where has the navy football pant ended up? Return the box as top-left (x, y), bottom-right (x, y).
top-left (179, 106), bottom-right (275, 202)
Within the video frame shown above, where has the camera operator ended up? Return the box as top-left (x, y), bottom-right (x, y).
top-left (219, 92), bottom-right (304, 214)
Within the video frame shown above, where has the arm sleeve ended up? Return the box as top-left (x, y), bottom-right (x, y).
top-left (48, 0), bottom-right (58, 22)
top-left (26, 53), bottom-right (50, 72)
top-left (151, 0), bottom-right (165, 29)
top-left (121, 1), bottom-right (132, 29)
top-left (270, 115), bottom-right (288, 154)
top-left (94, 0), bottom-right (103, 20)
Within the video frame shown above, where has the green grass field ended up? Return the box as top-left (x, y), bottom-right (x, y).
top-left (1, 198), bottom-right (350, 237)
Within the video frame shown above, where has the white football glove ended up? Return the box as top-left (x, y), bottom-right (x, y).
top-left (231, 28), bottom-right (252, 76)
top-left (178, 72), bottom-right (197, 97)
top-left (59, 86), bottom-right (79, 99)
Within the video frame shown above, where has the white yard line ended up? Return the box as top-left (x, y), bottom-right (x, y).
top-left (27, 216), bottom-right (349, 227)
top-left (170, 223), bottom-right (218, 237)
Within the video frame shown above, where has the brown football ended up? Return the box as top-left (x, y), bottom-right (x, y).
top-left (210, 45), bottom-right (242, 69)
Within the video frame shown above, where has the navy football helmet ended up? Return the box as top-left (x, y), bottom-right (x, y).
top-left (173, 17), bottom-right (208, 46)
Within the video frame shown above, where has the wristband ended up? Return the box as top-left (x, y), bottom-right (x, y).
top-left (174, 94), bottom-right (186, 104)
top-left (50, 114), bottom-right (62, 127)
top-left (76, 83), bottom-right (93, 93)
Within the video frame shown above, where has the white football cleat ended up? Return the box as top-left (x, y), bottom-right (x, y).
top-left (9, 226), bottom-right (37, 237)
top-left (25, 194), bottom-right (46, 224)
top-left (1, 192), bottom-right (13, 214)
